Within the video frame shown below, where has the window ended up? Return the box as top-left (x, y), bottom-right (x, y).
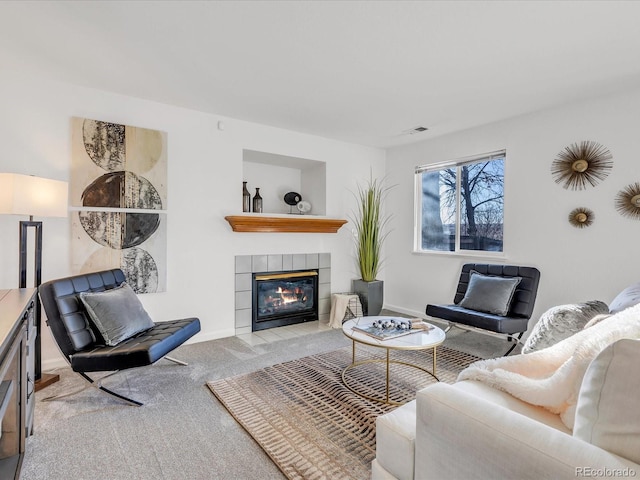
top-left (415, 150), bottom-right (505, 253)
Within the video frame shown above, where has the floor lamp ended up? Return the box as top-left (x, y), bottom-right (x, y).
top-left (0, 173), bottom-right (68, 390)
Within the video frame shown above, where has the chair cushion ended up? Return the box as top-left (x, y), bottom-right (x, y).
top-left (573, 338), bottom-right (640, 464)
top-left (522, 300), bottom-right (609, 354)
top-left (70, 318), bottom-right (201, 372)
top-left (426, 303), bottom-right (529, 334)
top-left (458, 271), bottom-right (521, 316)
top-left (80, 282), bottom-right (154, 346)
top-left (609, 281), bottom-right (640, 314)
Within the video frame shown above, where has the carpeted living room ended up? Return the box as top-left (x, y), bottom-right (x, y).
top-left (2, 1), bottom-right (640, 480)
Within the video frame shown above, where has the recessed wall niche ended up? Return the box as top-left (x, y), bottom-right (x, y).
top-left (242, 150), bottom-right (327, 215)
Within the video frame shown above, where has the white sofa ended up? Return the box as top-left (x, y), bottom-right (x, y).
top-left (372, 338), bottom-right (640, 479)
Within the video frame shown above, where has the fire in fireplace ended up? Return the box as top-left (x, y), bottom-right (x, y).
top-left (252, 270), bottom-right (319, 331)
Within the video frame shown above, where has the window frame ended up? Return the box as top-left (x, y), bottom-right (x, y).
top-left (413, 149), bottom-right (506, 257)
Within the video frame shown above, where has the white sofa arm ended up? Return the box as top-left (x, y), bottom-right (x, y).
top-left (415, 383), bottom-right (639, 480)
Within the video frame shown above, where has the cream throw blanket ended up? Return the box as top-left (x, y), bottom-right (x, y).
top-left (328, 294), bottom-right (361, 329)
top-left (458, 302), bottom-right (640, 429)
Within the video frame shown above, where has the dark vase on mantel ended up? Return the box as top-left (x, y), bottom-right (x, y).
top-left (242, 182), bottom-right (250, 212)
top-left (253, 188), bottom-right (263, 213)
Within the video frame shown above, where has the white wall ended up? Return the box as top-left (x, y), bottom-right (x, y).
top-left (384, 87), bottom-right (640, 329)
top-left (243, 161), bottom-right (302, 214)
top-left (0, 73), bottom-right (385, 370)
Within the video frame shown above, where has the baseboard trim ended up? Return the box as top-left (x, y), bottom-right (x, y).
top-left (42, 358), bottom-right (67, 371)
top-left (191, 329), bottom-right (237, 344)
top-left (383, 304), bottom-right (428, 319)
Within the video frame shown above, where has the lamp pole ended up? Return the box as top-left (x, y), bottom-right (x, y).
top-left (19, 218), bottom-right (59, 389)
top-left (0, 173), bottom-right (67, 390)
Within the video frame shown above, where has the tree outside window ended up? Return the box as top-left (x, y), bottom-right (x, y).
top-left (416, 151), bottom-right (505, 253)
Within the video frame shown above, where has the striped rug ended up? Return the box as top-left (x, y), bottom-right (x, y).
top-left (207, 345), bottom-right (481, 480)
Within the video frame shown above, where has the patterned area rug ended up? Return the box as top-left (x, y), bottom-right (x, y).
top-left (207, 345), bottom-right (481, 480)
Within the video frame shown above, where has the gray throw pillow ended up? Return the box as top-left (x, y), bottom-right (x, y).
top-left (458, 271), bottom-right (521, 316)
top-left (80, 282), bottom-right (155, 346)
top-left (522, 300), bottom-right (609, 354)
top-left (608, 281), bottom-right (640, 314)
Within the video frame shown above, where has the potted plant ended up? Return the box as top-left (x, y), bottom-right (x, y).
top-left (351, 174), bottom-right (394, 316)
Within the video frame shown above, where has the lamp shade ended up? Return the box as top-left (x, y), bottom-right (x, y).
top-left (0, 173), bottom-right (68, 217)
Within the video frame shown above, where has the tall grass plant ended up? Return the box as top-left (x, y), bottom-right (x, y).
top-left (351, 175), bottom-right (394, 282)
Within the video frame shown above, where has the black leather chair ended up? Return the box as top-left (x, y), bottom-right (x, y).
top-left (426, 263), bottom-right (540, 355)
top-left (39, 269), bottom-right (201, 406)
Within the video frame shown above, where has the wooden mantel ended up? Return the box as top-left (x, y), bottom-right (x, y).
top-left (225, 215), bottom-right (347, 233)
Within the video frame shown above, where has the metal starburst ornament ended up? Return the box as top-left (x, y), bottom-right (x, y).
top-left (551, 141), bottom-right (613, 190)
top-left (615, 182), bottom-right (640, 220)
top-left (568, 207), bottom-right (594, 228)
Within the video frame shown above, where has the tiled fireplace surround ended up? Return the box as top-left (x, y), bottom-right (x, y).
top-left (234, 253), bottom-right (331, 335)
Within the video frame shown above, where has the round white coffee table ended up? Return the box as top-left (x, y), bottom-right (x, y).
top-left (341, 316), bottom-right (446, 405)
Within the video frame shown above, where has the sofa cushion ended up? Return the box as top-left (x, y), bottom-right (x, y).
top-left (573, 338), bottom-right (640, 464)
top-left (414, 382), bottom-right (639, 479)
top-left (375, 400), bottom-right (416, 480)
top-left (459, 271), bottom-right (521, 316)
top-left (522, 300), bottom-right (609, 353)
top-left (453, 380), bottom-right (570, 433)
top-left (609, 281), bottom-right (640, 314)
top-left (80, 282), bottom-right (155, 346)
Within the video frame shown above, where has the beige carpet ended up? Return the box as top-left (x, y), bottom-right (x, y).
top-left (207, 345), bottom-right (481, 480)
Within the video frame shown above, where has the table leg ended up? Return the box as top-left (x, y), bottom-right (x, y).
top-left (433, 347), bottom-right (437, 377)
top-left (385, 348), bottom-right (390, 404)
top-left (352, 339), bottom-right (355, 364)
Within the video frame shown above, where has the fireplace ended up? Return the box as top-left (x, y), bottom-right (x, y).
top-left (234, 253), bottom-right (331, 335)
top-left (252, 270), bottom-right (319, 331)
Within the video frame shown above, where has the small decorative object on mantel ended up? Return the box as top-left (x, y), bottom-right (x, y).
top-left (296, 200), bottom-right (312, 214)
top-left (615, 182), bottom-right (640, 220)
top-left (284, 191), bottom-right (302, 214)
top-left (551, 140), bottom-right (613, 190)
top-left (242, 181), bottom-right (251, 212)
top-left (252, 188), bottom-right (263, 213)
top-left (568, 207), bottom-right (595, 228)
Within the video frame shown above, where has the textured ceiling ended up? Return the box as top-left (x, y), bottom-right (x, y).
top-left (2, 1), bottom-right (640, 148)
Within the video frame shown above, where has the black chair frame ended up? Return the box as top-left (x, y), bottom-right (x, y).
top-left (426, 263), bottom-right (541, 356)
top-left (39, 269), bottom-right (201, 406)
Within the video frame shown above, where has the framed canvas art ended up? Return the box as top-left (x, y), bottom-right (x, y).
top-left (71, 117), bottom-right (168, 293)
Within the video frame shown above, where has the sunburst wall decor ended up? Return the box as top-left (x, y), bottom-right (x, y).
top-left (551, 141), bottom-right (613, 190)
top-left (568, 207), bottom-right (594, 228)
top-left (615, 182), bottom-right (640, 220)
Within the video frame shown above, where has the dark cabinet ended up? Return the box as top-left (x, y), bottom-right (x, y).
top-left (0, 288), bottom-right (36, 479)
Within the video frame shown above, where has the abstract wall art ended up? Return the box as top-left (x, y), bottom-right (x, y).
top-left (551, 140), bottom-right (613, 190)
top-left (71, 117), bottom-right (168, 293)
top-left (568, 207), bottom-right (595, 228)
top-left (615, 182), bottom-right (640, 220)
